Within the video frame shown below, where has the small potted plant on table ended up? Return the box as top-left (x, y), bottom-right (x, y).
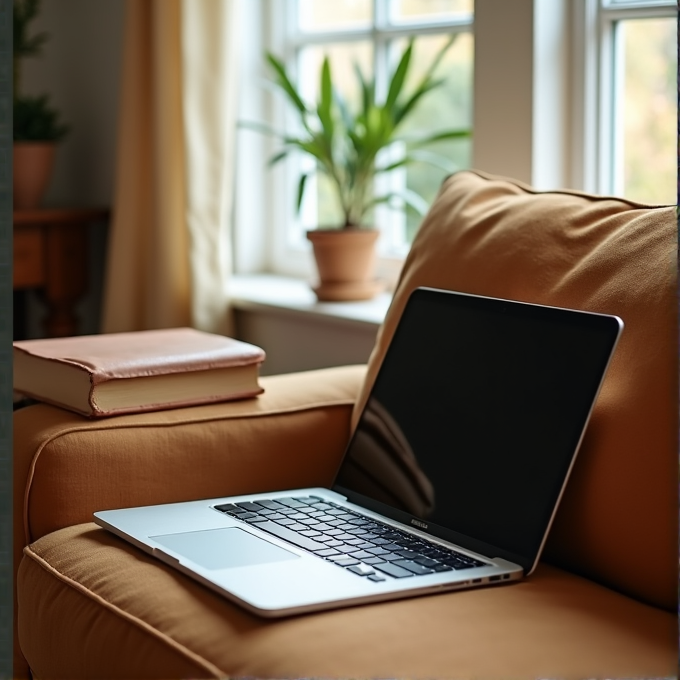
top-left (13, 0), bottom-right (69, 209)
top-left (248, 37), bottom-right (470, 301)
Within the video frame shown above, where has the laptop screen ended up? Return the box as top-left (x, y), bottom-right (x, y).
top-left (333, 287), bottom-right (622, 568)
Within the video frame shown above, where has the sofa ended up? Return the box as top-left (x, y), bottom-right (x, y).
top-left (13, 170), bottom-right (677, 679)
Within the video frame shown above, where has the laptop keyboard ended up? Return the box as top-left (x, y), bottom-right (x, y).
top-left (214, 495), bottom-right (485, 582)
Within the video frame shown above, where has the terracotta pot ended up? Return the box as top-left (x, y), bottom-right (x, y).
top-left (306, 228), bottom-right (384, 301)
top-left (13, 142), bottom-right (56, 209)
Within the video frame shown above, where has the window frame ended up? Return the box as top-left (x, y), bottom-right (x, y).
top-left (233, 0), bottom-right (677, 284)
top-left (246, 0), bottom-right (475, 282)
top-left (571, 0), bottom-right (677, 197)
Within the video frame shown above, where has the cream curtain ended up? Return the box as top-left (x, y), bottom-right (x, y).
top-left (102, 0), bottom-right (240, 334)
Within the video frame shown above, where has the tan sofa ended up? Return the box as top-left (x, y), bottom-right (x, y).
top-left (13, 171), bottom-right (677, 679)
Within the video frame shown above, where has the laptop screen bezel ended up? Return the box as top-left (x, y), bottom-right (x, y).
top-left (332, 287), bottom-right (623, 574)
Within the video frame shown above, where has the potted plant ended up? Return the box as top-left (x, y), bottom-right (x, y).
top-left (247, 37), bottom-right (470, 301)
top-left (13, 0), bottom-right (69, 209)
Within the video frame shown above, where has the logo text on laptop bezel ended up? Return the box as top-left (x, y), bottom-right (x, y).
top-left (411, 518), bottom-right (428, 529)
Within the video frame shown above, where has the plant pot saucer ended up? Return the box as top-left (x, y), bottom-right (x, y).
top-left (312, 279), bottom-right (385, 302)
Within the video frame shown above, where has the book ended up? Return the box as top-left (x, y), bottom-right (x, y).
top-left (13, 328), bottom-right (266, 417)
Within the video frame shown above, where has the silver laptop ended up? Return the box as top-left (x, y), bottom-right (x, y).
top-left (94, 287), bottom-right (623, 616)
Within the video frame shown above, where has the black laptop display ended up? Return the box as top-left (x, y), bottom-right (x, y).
top-left (335, 287), bottom-right (623, 572)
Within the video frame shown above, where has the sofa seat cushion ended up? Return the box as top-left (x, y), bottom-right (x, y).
top-left (19, 524), bottom-right (676, 680)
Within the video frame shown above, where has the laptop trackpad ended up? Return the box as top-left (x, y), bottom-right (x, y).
top-left (151, 527), bottom-right (299, 570)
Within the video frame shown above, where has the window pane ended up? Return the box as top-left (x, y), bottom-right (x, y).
top-left (618, 17), bottom-right (676, 204)
top-left (391, 33), bottom-right (473, 241)
top-left (297, 42), bottom-right (373, 229)
top-left (298, 0), bottom-right (372, 32)
top-left (390, 0), bottom-right (473, 22)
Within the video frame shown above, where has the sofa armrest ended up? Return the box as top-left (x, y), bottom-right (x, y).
top-left (14, 364), bottom-right (365, 552)
top-left (12, 364), bottom-right (364, 680)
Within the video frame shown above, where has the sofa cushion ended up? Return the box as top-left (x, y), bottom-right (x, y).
top-left (15, 365), bottom-right (365, 548)
top-left (13, 364), bottom-right (365, 680)
top-left (353, 170), bottom-right (677, 611)
top-left (18, 523), bottom-right (677, 680)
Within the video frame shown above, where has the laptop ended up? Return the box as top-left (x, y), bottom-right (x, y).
top-left (94, 287), bottom-right (623, 616)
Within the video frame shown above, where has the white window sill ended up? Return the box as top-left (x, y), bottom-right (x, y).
top-left (229, 274), bottom-right (392, 330)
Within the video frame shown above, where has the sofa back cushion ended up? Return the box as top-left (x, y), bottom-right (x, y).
top-left (353, 170), bottom-right (677, 611)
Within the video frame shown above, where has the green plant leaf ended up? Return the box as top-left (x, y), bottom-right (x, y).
top-left (267, 149), bottom-right (291, 167)
top-left (238, 119), bottom-right (289, 139)
top-left (319, 57), bottom-right (333, 123)
top-left (265, 52), bottom-right (307, 114)
top-left (397, 187), bottom-right (431, 215)
top-left (393, 77), bottom-right (445, 127)
top-left (368, 188), bottom-right (430, 216)
top-left (13, 0), bottom-right (51, 99)
top-left (316, 57), bottom-right (335, 162)
top-left (354, 61), bottom-right (374, 114)
top-left (18, 31), bottom-right (48, 57)
top-left (245, 36), bottom-right (472, 229)
top-left (297, 139), bottom-right (331, 166)
top-left (374, 157), bottom-right (409, 173)
top-left (334, 87), bottom-right (354, 131)
top-left (373, 150), bottom-right (459, 175)
top-left (393, 148), bottom-right (459, 173)
top-left (423, 34), bottom-right (458, 82)
top-left (385, 39), bottom-right (413, 111)
top-left (396, 128), bottom-right (471, 146)
top-left (13, 0), bottom-right (48, 57)
top-left (13, 94), bottom-right (69, 141)
top-left (392, 35), bottom-right (458, 126)
top-left (296, 172), bottom-right (309, 213)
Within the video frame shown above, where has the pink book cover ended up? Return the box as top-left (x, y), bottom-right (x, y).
top-left (13, 328), bottom-right (266, 416)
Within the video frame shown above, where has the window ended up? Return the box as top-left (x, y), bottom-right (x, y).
top-left (261, 0), bottom-right (474, 275)
top-left (234, 0), bottom-right (676, 283)
top-left (576, 0), bottom-right (677, 203)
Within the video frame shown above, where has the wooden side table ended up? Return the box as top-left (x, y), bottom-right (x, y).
top-left (13, 207), bottom-right (110, 338)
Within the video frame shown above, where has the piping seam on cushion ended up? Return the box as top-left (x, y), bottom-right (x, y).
top-left (460, 170), bottom-right (675, 209)
top-left (21, 544), bottom-right (226, 679)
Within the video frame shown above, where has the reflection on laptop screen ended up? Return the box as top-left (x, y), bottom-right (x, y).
top-left (334, 288), bottom-right (622, 565)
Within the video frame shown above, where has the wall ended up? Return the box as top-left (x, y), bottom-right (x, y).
top-left (18, 0), bottom-right (125, 336)
top-left (472, 0), bottom-right (570, 189)
top-left (234, 308), bottom-right (379, 376)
